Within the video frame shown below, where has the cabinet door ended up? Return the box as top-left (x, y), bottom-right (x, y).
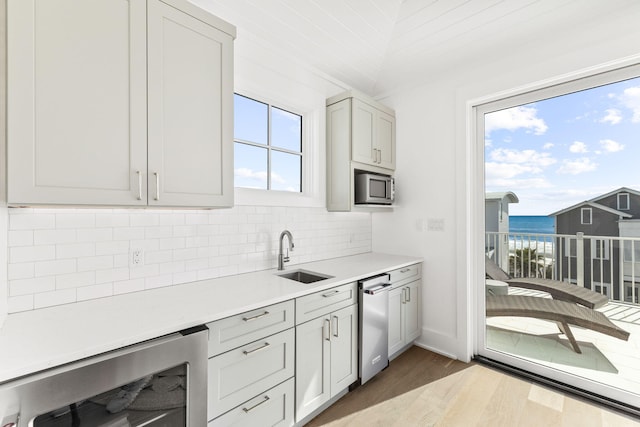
top-left (326, 99), bottom-right (352, 211)
top-left (404, 280), bottom-right (422, 342)
top-left (329, 304), bottom-right (358, 395)
top-left (147, 0), bottom-right (233, 207)
top-left (295, 316), bottom-right (330, 422)
top-left (377, 110), bottom-right (395, 170)
top-left (388, 286), bottom-right (405, 357)
top-left (351, 99), bottom-right (376, 166)
top-left (7, 0), bottom-right (147, 206)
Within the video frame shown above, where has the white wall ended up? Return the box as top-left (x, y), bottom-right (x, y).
top-left (372, 6), bottom-right (640, 360)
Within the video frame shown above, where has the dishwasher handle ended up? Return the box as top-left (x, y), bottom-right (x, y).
top-left (364, 283), bottom-right (392, 295)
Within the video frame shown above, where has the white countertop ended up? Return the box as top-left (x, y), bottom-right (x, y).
top-left (0, 252), bottom-right (421, 384)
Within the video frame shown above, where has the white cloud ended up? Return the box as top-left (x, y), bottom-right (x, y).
top-left (600, 108), bottom-right (622, 125)
top-left (556, 157), bottom-right (597, 175)
top-left (489, 148), bottom-right (556, 168)
top-left (235, 167), bottom-right (267, 182)
top-left (569, 141), bottom-right (588, 153)
top-left (599, 139), bottom-right (624, 153)
top-left (621, 86), bottom-right (640, 122)
top-left (542, 143), bottom-right (554, 150)
top-left (485, 106), bottom-right (548, 135)
top-left (270, 171), bottom-right (286, 184)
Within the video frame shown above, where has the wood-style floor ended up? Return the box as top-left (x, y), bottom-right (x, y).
top-left (305, 346), bottom-right (640, 427)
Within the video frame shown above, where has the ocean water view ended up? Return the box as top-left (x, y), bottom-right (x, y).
top-left (509, 215), bottom-right (555, 235)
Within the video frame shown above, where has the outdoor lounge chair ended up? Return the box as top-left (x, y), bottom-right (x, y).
top-left (485, 256), bottom-right (609, 309)
top-left (486, 295), bottom-right (630, 353)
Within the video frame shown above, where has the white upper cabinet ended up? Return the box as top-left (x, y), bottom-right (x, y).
top-left (147, 0), bottom-right (233, 207)
top-left (6, 0), bottom-right (235, 207)
top-left (351, 98), bottom-right (396, 170)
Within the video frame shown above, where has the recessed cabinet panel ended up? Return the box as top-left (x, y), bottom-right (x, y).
top-left (7, 0), bottom-right (147, 205)
top-left (147, 0), bottom-right (233, 207)
top-left (377, 110), bottom-right (395, 169)
top-left (351, 99), bottom-right (376, 165)
top-left (329, 304), bottom-right (358, 392)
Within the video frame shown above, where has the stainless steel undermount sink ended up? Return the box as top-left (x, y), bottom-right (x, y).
top-left (277, 269), bottom-right (333, 284)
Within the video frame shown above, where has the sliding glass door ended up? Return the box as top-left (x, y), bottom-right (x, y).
top-left (475, 62), bottom-right (640, 410)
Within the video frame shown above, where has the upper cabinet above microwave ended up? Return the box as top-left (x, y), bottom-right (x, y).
top-left (6, 0), bottom-right (235, 208)
top-left (326, 91), bottom-right (396, 212)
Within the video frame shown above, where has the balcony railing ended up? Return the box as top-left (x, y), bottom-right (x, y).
top-left (486, 231), bottom-right (640, 304)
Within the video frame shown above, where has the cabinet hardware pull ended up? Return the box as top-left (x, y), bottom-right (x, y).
top-left (242, 311), bottom-right (269, 322)
top-left (406, 287), bottom-right (411, 302)
top-left (242, 395), bottom-right (270, 413)
top-left (377, 149), bottom-right (382, 163)
top-left (136, 171), bottom-right (142, 200)
top-left (324, 318), bottom-right (331, 341)
top-left (322, 290), bottom-right (340, 298)
top-left (332, 315), bottom-right (339, 338)
top-left (400, 268), bottom-right (410, 273)
top-left (402, 288), bottom-right (406, 304)
top-left (243, 342), bottom-right (270, 355)
top-left (154, 172), bottom-right (160, 201)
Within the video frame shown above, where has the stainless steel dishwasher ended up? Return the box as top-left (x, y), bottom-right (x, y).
top-left (358, 273), bottom-right (391, 384)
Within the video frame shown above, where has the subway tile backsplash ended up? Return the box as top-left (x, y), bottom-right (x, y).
top-left (6, 206), bottom-right (372, 313)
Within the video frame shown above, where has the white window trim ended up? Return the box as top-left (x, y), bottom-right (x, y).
top-left (591, 238), bottom-right (610, 260)
top-left (233, 89), bottom-right (325, 208)
top-left (618, 193), bottom-right (630, 210)
top-left (581, 207), bottom-right (592, 225)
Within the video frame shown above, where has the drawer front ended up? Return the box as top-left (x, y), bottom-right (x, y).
top-left (207, 300), bottom-right (295, 357)
top-left (208, 378), bottom-right (294, 427)
top-left (295, 282), bottom-right (357, 325)
top-left (208, 328), bottom-right (295, 420)
top-left (389, 263), bottom-right (421, 288)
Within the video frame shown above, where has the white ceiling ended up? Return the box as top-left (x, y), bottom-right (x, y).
top-left (191, 0), bottom-right (640, 97)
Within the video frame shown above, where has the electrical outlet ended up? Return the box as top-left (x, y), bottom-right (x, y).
top-left (427, 218), bottom-right (445, 232)
top-left (131, 248), bottom-right (144, 267)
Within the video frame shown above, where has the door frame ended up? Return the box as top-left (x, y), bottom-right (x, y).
top-left (466, 55), bottom-right (640, 409)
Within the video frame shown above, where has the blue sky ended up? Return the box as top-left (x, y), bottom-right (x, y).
top-left (485, 77), bottom-right (640, 215)
top-left (234, 94), bottom-right (302, 192)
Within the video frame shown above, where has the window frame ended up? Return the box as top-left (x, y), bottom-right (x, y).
top-left (581, 207), bottom-right (592, 225)
top-left (618, 193), bottom-right (630, 210)
top-left (591, 238), bottom-right (610, 260)
top-left (231, 89), bottom-right (324, 208)
top-left (233, 93), bottom-right (303, 192)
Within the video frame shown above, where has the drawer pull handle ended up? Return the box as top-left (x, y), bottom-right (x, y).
top-left (243, 342), bottom-right (270, 355)
top-left (400, 268), bottom-right (411, 273)
top-left (332, 315), bottom-right (339, 338)
top-left (153, 172), bottom-right (160, 201)
top-left (322, 290), bottom-right (340, 298)
top-left (242, 311), bottom-right (269, 322)
top-left (243, 395), bottom-right (270, 413)
top-left (136, 170), bottom-right (142, 200)
top-left (324, 318), bottom-right (331, 341)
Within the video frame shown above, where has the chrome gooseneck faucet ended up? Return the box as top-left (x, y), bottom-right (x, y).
top-left (278, 230), bottom-right (294, 270)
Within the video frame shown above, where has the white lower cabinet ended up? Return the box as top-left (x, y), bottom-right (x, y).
top-left (388, 279), bottom-right (421, 358)
top-left (295, 299), bottom-right (358, 423)
top-left (208, 378), bottom-right (294, 427)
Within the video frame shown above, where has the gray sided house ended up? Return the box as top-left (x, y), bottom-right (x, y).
top-left (550, 187), bottom-right (640, 300)
top-left (485, 192), bottom-right (519, 269)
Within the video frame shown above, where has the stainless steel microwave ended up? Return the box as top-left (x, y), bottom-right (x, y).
top-left (355, 173), bottom-right (394, 205)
